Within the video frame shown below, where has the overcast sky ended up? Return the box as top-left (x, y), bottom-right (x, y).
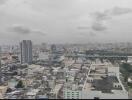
top-left (0, 0), bottom-right (132, 45)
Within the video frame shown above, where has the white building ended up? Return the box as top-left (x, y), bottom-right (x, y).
top-left (63, 89), bottom-right (82, 99)
top-left (26, 89), bottom-right (39, 99)
top-left (63, 62), bottom-right (128, 99)
top-left (64, 89), bottom-right (128, 99)
top-left (127, 56), bottom-right (132, 65)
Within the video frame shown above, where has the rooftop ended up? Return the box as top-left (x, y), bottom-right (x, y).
top-left (92, 76), bottom-right (121, 93)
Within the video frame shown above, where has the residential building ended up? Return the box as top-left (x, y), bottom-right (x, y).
top-left (20, 40), bottom-right (32, 64)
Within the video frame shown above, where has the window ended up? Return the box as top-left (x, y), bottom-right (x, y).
top-left (76, 92), bottom-right (79, 95)
top-left (67, 92), bottom-right (70, 95)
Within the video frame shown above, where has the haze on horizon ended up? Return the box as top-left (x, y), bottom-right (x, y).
top-left (0, 0), bottom-right (132, 45)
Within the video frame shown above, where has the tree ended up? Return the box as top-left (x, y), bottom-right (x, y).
top-left (15, 80), bottom-right (24, 88)
top-left (124, 75), bottom-right (129, 82)
top-left (6, 88), bottom-right (12, 93)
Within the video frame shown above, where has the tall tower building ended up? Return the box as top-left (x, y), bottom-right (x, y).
top-left (20, 40), bottom-right (32, 64)
top-left (0, 46), bottom-right (2, 83)
top-left (0, 46), bottom-right (1, 53)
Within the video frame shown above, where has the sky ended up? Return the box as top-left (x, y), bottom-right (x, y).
top-left (0, 0), bottom-right (132, 45)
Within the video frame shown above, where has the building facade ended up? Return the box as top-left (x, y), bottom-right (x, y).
top-left (20, 40), bottom-right (32, 64)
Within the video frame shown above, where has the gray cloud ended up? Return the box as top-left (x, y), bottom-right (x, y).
top-left (77, 12), bottom-right (109, 32)
top-left (92, 11), bottom-right (110, 21)
top-left (91, 6), bottom-right (132, 32)
top-left (91, 12), bottom-right (109, 31)
top-left (8, 25), bottom-right (31, 34)
top-left (92, 22), bottom-right (107, 31)
top-left (111, 7), bottom-right (132, 15)
top-left (0, 0), bottom-right (8, 5)
top-left (7, 25), bottom-right (45, 35)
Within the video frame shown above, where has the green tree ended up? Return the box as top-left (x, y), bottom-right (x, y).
top-left (6, 88), bottom-right (12, 93)
top-left (15, 80), bottom-right (24, 88)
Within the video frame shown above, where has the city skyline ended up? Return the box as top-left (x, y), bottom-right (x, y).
top-left (0, 0), bottom-right (132, 99)
top-left (0, 0), bottom-right (132, 44)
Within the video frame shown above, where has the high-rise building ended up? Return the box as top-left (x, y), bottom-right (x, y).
top-left (0, 46), bottom-right (2, 83)
top-left (20, 40), bottom-right (32, 64)
top-left (0, 46), bottom-right (1, 53)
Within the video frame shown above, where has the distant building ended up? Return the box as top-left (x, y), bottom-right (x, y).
top-left (20, 40), bottom-right (32, 64)
top-left (41, 43), bottom-right (47, 52)
top-left (127, 56), bottom-right (132, 65)
top-left (0, 46), bottom-right (1, 53)
top-left (51, 44), bottom-right (57, 53)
